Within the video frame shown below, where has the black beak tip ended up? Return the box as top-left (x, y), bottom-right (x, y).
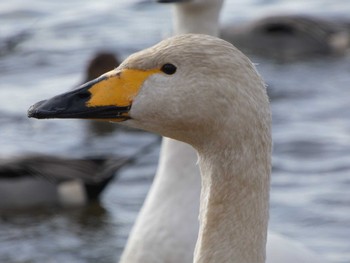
top-left (27, 100), bottom-right (48, 119)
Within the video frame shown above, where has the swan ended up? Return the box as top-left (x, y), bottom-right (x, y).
top-left (0, 154), bottom-right (126, 209)
top-left (28, 34), bottom-right (327, 263)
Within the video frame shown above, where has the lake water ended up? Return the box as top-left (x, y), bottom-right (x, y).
top-left (0, 0), bottom-right (350, 262)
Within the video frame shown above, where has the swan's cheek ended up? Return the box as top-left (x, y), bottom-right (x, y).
top-left (127, 90), bottom-right (173, 134)
top-left (128, 88), bottom-right (165, 130)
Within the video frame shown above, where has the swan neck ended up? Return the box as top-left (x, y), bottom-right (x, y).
top-left (194, 138), bottom-right (271, 263)
top-left (173, 2), bottom-right (223, 36)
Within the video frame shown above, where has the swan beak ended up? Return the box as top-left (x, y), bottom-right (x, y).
top-left (28, 69), bottom-right (158, 122)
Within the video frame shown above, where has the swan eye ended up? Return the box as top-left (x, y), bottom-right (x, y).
top-left (161, 63), bottom-right (177, 75)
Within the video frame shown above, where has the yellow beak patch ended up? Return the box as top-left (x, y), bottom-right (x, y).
top-left (87, 68), bottom-right (160, 108)
top-left (27, 67), bottom-right (161, 121)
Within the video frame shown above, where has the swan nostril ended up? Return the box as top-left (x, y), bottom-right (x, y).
top-left (77, 91), bottom-right (90, 99)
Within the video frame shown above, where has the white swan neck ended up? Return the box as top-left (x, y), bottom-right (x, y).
top-left (173, 2), bottom-right (223, 36)
top-left (119, 138), bottom-right (201, 263)
top-left (194, 137), bottom-right (271, 263)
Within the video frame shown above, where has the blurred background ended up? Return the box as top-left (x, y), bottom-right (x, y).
top-left (0, 0), bottom-right (350, 262)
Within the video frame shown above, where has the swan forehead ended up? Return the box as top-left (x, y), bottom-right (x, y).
top-left (120, 34), bottom-right (242, 72)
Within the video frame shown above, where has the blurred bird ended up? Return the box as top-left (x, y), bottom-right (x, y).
top-left (0, 154), bottom-right (128, 210)
top-left (221, 15), bottom-right (350, 61)
top-left (82, 52), bottom-right (120, 83)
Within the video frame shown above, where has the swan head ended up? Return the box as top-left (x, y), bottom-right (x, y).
top-left (28, 34), bottom-right (270, 148)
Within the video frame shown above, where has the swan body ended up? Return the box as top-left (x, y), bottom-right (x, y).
top-left (120, 139), bottom-right (200, 262)
top-left (0, 155), bottom-right (126, 209)
top-left (28, 34), bottom-right (328, 263)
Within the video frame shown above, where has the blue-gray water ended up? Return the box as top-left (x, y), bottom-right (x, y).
top-left (0, 0), bottom-right (350, 262)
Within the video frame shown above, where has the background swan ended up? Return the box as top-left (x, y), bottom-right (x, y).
top-left (28, 34), bottom-right (328, 263)
top-left (165, 0), bottom-right (224, 36)
top-left (120, 1), bottom-right (223, 262)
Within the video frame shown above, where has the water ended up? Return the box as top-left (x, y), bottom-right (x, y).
top-left (0, 0), bottom-right (350, 262)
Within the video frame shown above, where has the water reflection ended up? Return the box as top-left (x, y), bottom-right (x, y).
top-left (0, 203), bottom-right (121, 263)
